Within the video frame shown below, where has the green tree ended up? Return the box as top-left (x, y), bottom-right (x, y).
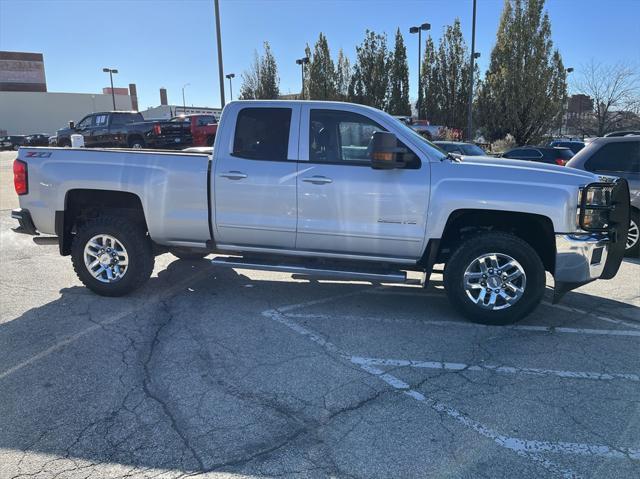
top-left (307, 33), bottom-right (337, 100)
top-left (476, 0), bottom-right (567, 144)
top-left (335, 48), bottom-right (351, 101)
top-left (239, 42), bottom-right (280, 100)
top-left (388, 28), bottom-right (411, 116)
top-left (419, 20), bottom-right (475, 130)
top-left (348, 30), bottom-right (390, 109)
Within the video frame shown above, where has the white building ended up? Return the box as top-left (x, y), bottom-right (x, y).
top-left (0, 91), bottom-right (132, 135)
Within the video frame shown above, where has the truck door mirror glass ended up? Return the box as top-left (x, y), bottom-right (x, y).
top-left (370, 131), bottom-right (406, 170)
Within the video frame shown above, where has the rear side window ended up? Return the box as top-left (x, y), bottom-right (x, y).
top-left (233, 108), bottom-right (291, 161)
top-left (585, 141), bottom-right (640, 173)
top-left (197, 115), bottom-right (216, 126)
top-left (111, 113), bottom-right (141, 125)
top-left (557, 149), bottom-right (574, 160)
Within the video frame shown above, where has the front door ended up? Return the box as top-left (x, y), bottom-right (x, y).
top-left (213, 104), bottom-right (300, 249)
top-left (296, 106), bottom-right (430, 260)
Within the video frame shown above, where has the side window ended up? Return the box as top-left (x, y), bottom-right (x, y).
top-left (76, 115), bottom-right (94, 129)
top-left (94, 114), bottom-right (108, 126)
top-left (309, 109), bottom-right (419, 168)
top-left (111, 113), bottom-right (135, 126)
top-left (232, 108), bottom-right (291, 161)
top-left (197, 115), bottom-right (216, 126)
top-left (585, 142), bottom-right (640, 173)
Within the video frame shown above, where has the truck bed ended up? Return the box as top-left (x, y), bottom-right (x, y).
top-left (16, 147), bottom-right (212, 247)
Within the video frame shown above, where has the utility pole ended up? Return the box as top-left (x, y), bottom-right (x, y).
top-left (182, 83), bottom-right (190, 115)
top-left (214, 0), bottom-right (226, 108)
top-left (226, 73), bottom-right (235, 101)
top-left (466, 0), bottom-right (478, 141)
top-left (296, 57), bottom-right (309, 99)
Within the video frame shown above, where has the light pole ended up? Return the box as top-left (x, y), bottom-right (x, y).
top-left (182, 83), bottom-right (190, 116)
top-left (214, 0), bottom-right (226, 108)
top-left (225, 73), bottom-right (235, 101)
top-left (562, 67), bottom-right (574, 136)
top-left (466, 0), bottom-right (478, 141)
top-left (409, 22), bottom-right (430, 120)
top-left (102, 68), bottom-right (118, 110)
top-left (296, 57), bottom-right (310, 100)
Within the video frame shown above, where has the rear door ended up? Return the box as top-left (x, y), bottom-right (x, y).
top-left (75, 115), bottom-right (96, 147)
top-left (295, 105), bottom-right (429, 259)
top-left (90, 113), bottom-right (111, 146)
top-left (213, 104), bottom-right (300, 249)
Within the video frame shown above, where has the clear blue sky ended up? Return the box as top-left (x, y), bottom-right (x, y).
top-left (1, 0), bottom-right (639, 111)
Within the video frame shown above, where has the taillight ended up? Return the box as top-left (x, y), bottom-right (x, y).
top-left (14, 159), bottom-right (28, 195)
top-left (153, 124), bottom-right (162, 135)
top-left (555, 158), bottom-right (567, 166)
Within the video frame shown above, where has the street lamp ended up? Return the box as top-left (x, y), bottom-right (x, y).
top-left (296, 56), bottom-right (309, 100)
top-left (182, 83), bottom-right (190, 116)
top-left (102, 68), bottom-right (118, 110)
top-left (225, 73), bottom-right (235, 102)
top-left (466, 0), bottom-right (478, 141)
top-left (409, 22), bottom-right (430, 120)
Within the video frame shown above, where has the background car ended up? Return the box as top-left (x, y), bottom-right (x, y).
top-left (434, 141), bottom-right (487, 156)
top-left (0, 135), bottom-right (26, 150)
top-left (566, 136), bottom-right (640, 256)
top-left (502, 146), bottom-right (574, 165)
top-left (604, 131), bottom-right (640, 137)
top-left (547, 139), bottom-right (585, 154)
top-left (23, 134), bottom-right (50, 146)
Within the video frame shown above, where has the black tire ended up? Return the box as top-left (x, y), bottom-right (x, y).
top-left (58, 138), bottom-right (71, 147)
top-left (625, 209), bottom-right (639, 257)
top-left (128, 137), bottom-right (145, 149)
top-left (71, 216), bottom-right (154, 296)
top-left (206, 135), bottom-right (215, 147)
top-left (170, 248), bottom-right (208, 260)
top-left (443, 232), bottom-right (546, 325)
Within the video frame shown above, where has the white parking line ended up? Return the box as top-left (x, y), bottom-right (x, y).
top-left (284, 313), bottom-right (640, 338)
top-left (365, 288), bottom-right (640, 330)
top-left (262, 290), bottom-right (640, 477)
top-left (350, 356), bottom-right (640, 382)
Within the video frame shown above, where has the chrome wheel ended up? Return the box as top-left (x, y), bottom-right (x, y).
top-left (627, 219), bottom-right (639, 250)
top-left (463, 253), bottom-right (526, 310)
top-left (83, 234), bottom-right (129, 283)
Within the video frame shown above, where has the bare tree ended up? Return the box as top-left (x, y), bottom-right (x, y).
top-left (572, 61), bottom-right (640, 136)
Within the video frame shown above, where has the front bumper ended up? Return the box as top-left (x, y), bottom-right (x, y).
top-left (555, 233), bottom-right (609, 283)
top-left (11, 208), bottom-right (38, 235)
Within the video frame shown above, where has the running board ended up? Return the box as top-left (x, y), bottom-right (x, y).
top-left (211, 256), bottom-right (407, 283)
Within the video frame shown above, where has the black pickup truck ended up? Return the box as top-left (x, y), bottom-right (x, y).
top-left (54, 111), bottom-right (192, 149)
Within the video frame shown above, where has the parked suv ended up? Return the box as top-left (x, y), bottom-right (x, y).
top-left (567, 136), bottom-right (640, 256)
top-left (434, 141), bottom-right (487, 156)
top-left (547, 140), bottom-right (585, 154)
top-left (503, 146), bottom-right (574, 165)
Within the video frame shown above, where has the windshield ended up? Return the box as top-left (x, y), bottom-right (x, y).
top-left (390, 117), bottom-right (448, 159)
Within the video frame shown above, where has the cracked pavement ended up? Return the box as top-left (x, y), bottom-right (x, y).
top-left (1, 151), bottom-right (639, 478)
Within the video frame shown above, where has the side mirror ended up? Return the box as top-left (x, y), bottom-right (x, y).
top-left (69, 121), bottom-right (75, 129)
top-left (370, 131), bottom-right (406, 169)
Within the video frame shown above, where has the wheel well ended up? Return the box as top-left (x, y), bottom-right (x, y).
top-left (58, 189), bottom-right (147, 255)
top-left (436, 209), bottom-right (556, 272)
top-left (127, 134), bottom-right (144, 145)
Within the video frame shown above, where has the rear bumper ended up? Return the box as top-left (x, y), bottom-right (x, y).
top-left (11, 208), bottom-right (38, 235)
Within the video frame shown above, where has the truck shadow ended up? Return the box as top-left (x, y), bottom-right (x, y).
top-left (0, 257), bottom-right (638, 475)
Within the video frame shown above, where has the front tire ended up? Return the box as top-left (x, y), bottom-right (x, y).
top-left (443, 232), bottom-right (546, 325)
top-left (71, 216), bottom-right (154, 296)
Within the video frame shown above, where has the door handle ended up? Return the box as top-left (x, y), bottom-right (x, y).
top-left (219, 171), bottom-right (247, 180)
top-left (302, 175), bottom-right (333, 185)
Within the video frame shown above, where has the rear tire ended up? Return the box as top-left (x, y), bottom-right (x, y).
top-left (206, 135), bottom-right (215, 146)
top-left (71, 216), bottom-right (154, 296)
top-left (626, 210), bottom-right (639, 257)
top-left (443, 232), bottom-right (546, 325)
top-left (128, 137), bottom-right (145, 149)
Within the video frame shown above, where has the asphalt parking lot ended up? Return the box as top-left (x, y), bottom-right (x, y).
top-left (1, 151), bottom-right (639, 478)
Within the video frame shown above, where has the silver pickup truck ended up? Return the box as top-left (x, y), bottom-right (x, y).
top-left (11, 100), bottom-right (630, 325)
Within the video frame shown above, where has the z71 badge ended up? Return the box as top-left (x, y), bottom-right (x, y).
top-left (25, 151), bottom-right (52, 158)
